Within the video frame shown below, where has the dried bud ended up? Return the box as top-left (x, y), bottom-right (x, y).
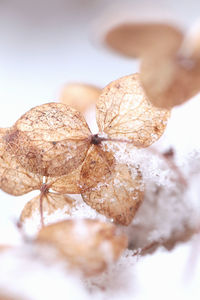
top-left (0, 128), bottom-right (42, 196)
top-left (81, 163), bottom-right (144, 226)
top-left (60, 83), bottom-right (101, 112)
top-left (20, 193), bottom-right (75, 223)
top-left (96, 74), bottom-right (170, 147)
top-left (5, 103), bottom-right (91, 176)
top-left (104, 22), bottom-right (183, 58)
top-left (36, 219), bottom-right (127, 276)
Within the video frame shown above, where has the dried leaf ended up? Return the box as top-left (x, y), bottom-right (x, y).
top-left (104, 22), bottom-right (183, 58)
top-left (141, 56), bottom-right (200, 108)
top-left (5, 103), bottom-right (91, 176)
top-left (47, 164), bottom-right (82, 194)
top-left (0, 128), bottom-right (42, 196)
top-left (20, 192), bottom-right (75, 223)
top-left (60, 83), bottom-right (101, 113)
top-left (96, 74), bottom-right (170, 147)
top-left (82, 163), bottom-right (144, 226)
top-left (80, 145), bottom-right (115, 190)
top-left (36, 219), bottom-right (127, 276)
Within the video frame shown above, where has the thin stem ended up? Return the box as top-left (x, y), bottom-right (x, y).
top-left (39, 192), bottom-right (44, 228)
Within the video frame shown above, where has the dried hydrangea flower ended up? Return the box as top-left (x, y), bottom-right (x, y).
top-left (104, 22), bottom-right (183, 58)
top-left (96, 73), bottom-right (170, 147)
top-left (36, 219), bottom-right (128, 276)
top-left (60, 82), bottom-right (101, 113)
top-left (81, 163), bottom-right (144, 226)
top-left (1, 73), bottom-right (170, 226)
top-left (5, 103), bottom-right (91, 177)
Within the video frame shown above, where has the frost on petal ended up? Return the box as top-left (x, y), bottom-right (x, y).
top-left (47, 165), bottom-right (82, 194)
top-left (60, 83), bottom-right (101, 113)
top-left (104, 22), bottom-right (183, 58)
top-left (5, 103), bottom-right (91, 176)
top-left (80, 145), bottom-right (115, 191)
top-left (96, 74), bottom-right (170, 147)
top-left (36, 219), bottom-right (128, 276)
top-left (20, 192), bottom-right (75, 223)
top-left (141, 56), bottom-right (200, 108)
top-left (81, 164), bottom-right (144, 226)
top-left (0, 128), bottom-right (42, 196)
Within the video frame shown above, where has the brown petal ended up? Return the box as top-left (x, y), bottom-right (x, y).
top-left (80, 145), bottom-right (115, 191)
top-left (20, 192), bottom-right (75, 223)
top-left (5, 103), bottom-right (91, 176)
top-left (47, 164), bottom-right (82, 194)
top-left (141, 56), bottom-right (200, 108)
top-left (36, 219), bottom-right (127, 276)
top-left (104, 22), bottom-right (183, 58)
top-left (96, 74), bottom-right (170, 147)
top-left (0, 128), bottom-right (42, 196)
top-left (81, 163), bottom-right (144, 226)
top-left (60, 83), bottom-right (101, 113)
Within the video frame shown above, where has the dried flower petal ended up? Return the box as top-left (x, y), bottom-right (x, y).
top-left (20, 192), bottom-right (75, 223)
top-left (36, 219), bottom-right (127, 276)
top-left (47, 164), bottom-right (82, 194)
top-left (141, 56), bottom-right (200, 108)
top-left (60, 83), bottom-right (101, 113)
top-left (81, 163), bottom-right (144, 226)
top-left (0, 128), bottom-right (42, 196)
top-left (96, 74), bottom-right (170, 147)
top-left (80, 145), bottom-right (115, 190)
top-left (104, 22), bottom-right (183, 58)
top-left (5, 103), bottom-right (91, 176)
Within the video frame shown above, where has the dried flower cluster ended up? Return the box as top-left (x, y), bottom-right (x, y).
top-left (105, 22), bottom-right (200, 108)
top-left (0, 71), bottom-right (170, 276)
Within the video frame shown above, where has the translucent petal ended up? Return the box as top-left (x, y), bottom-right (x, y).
top-left (81, 163), bottom-right (144, 226)
top-left (47, 164), bottom-right (82, 194)
top-left (0, 128), bottom-right (42, 196)
top-left (36, 219), bottom-right (127, 276)
top-left (20, 192), bottom-right (75, 223)
top-left (104, 22), bottom-right (183, 58)
top-left (5, 103), bottom-right (91, 176)
top-left (80, 145), bottom-right (115, 190)
top-left (96, 74), bottom-right (170, 147)
top-left (60, 83), bottom-right (101, 113)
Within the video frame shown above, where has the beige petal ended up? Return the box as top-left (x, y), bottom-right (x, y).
top-left (141, 56), bottom-right (200, 108)
top-left (104, 22), bottom-right (183, 58)
top-left (5, 103), bottom-right (91, 176)
top-left (0, 128), bottom-right (42, 196)
top-left (82, 163), bottom-right (144, 226)
top-left (60, 83), bottom-right (101, 113)
top-left (80, 145), bottom-right (115, 191)
top-left (47, 164), bottom-right (82, 194)
top-left (36, 219), bottom-right (127, 276)
top-left (20, 192), bottom-right (75, 223)
top-left (96, 74), bottom-right (170, 147)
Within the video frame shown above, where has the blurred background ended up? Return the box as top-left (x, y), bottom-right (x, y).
top-left (1, 0), bottom-right (200, 124)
